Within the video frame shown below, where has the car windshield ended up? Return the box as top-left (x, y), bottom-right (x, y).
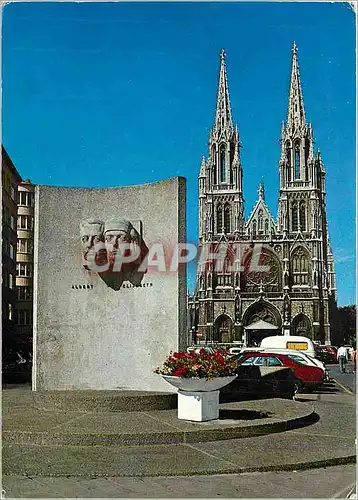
top-left (288, 354), bottom-right (309, 365)
top-left (287, 355), bottom-right (307, 366)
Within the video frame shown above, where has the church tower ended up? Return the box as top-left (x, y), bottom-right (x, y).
top-left (277, 42), bottom-right (336, 343)
top-left (194, 50), bottom-right (244, 344)
top-left (198, 49), bottom-right (244, 243)
top-left (188, 44), bottom-right (337, 347)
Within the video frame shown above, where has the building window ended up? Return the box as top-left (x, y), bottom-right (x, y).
top-left (17, 287), bottom-right (32, 300)
top-left (17, 215), bottom-right (33, 230)
top-left (286, 142), bottom-right (291, 182)
top-left (265, 220), bottom-right (269, 234)
top-left (10, 185), bottom-right (16, 201)
top-left (216, 204), bottom-right (223, 233)
top-left (224, 204), bottom-right (230, 233)
top-left (18, 239), bottom-right (26, 253)
top-left (10, 215), bottom-right (16, 230)
top-left (9, 243), bottom-right (15, 260)
top-left (19, 191), bottom-right (29, 206)
top-left (16, 263), bottom-right (32, 277)
top-left (299, 202), bottom-right (306, 231)
top-left (17, 309), bottom-right (32, 326)
top-left (258, 209), bottom-right (263, 232)
top-left (9, 303), bottom-right (14, 321)
top-left (212, 146), bottom-right (217, 185)
top-left (3, 206), bottom-right (9, 225)
top-left (252, 220), bottom-right (257, 236)
top-left (9, 273), bottom-right (14, 289)
top-left (220, 145), bottom-right (226, 183)
top-left (18, 215), bottom-right (27, 229)
top-left (292, 248), bottom-right (309, 286)
top-left (294, 143), bottom-right (300, 179)
top-left (17, 239), bottom-right (32, 253)
top-left (292, 202), bottom-right (298, 231)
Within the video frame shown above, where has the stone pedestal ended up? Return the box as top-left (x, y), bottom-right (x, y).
top-left (177, 390), bottom-right (219, 421)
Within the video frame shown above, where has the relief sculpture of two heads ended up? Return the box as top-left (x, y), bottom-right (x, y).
top-left (80, 217), bottom-right (148, 289)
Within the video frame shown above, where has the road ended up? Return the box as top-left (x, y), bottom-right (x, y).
top-left (327, 363), bottom-right (356, 394)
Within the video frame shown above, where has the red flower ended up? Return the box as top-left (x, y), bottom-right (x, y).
top-left (172, 366), bottom-right (188, 377)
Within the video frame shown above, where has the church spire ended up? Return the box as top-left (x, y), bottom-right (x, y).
top-left (286, 42), bottom-right (306, 132)
top-left (214, 49), bottom-right (233, 132)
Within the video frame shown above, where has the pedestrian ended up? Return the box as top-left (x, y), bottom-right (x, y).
top-left (337, 345), bottom-right (349, 373)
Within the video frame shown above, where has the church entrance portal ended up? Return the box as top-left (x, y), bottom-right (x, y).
top-left (243, 301), bottom-right (282, 347)
top-left (213, 314), bottom-right (234, 343)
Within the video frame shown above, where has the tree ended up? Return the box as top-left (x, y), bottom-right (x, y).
top-left (335, 305), bottom-right (356, 346)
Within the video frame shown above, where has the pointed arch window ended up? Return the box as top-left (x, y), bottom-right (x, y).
top-left (292, 201), bottom-right (298, 232)
top-left (252, 220), bottom-right (257, 236)
top-left (265, 220), bottom-right (269, 234)
top-left (299, 202), bottom-right (306, 231)
top-left (258, 210), bottom-right (263, 232)
top-left (292, 248), bottom-right (309, 286)
top-left (224, 204), bottom-right (231, 233)
top-left (286, 141), bottom-right (291, 182)
top-left (216, 204), bottom-right (223, 233)
top-left (220, 145), bottom-right (226, 183)
top-left (294, 142), bottom-right (300, 179)
top-left (212, 146), bottom-right (217, 185)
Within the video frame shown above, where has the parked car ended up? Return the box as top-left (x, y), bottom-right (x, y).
top-left (239, 347), bottom-right (330, 381)
top-left (220, 363), bottom-right (296, 401)
top-left (315, 345), bottom-right (337, 364)
top-left (235, 351), bottom-right (325, 393)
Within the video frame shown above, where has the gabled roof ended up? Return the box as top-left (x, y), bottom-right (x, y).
top-left (245, 320), bottom-right (279, 330)
top-left (245, 183), bottom-right (275, 227)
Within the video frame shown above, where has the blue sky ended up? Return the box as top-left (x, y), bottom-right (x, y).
top-left (2, 2), bottom-right (355, 305)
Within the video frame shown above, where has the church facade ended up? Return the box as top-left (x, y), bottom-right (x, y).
top-left (188, 45), bottom-right (337, 347)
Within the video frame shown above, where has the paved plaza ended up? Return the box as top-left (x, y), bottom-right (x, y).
top-left (2, 378), bottom-right (356, 498)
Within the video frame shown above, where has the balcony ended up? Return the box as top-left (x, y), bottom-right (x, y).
top-left (288, 180), bottom-right (310, 188)
top-left (212, 184), bottom-right (235, 191)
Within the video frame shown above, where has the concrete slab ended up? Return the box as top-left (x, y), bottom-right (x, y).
top-left (192, 432), bottom-right (355, 472)
top-left (2, 443), bottom-right (239, 477)
top-left (2, 465), bottom-right (356, 498)
top-left (2, 409), bottom-right (87, 432)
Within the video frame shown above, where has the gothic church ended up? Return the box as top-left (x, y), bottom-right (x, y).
top-left (188, 44), bottom-right (337, 347)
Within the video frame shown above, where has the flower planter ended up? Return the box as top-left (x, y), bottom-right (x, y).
top-left (161, 375), bottom-right (237, 422)
top-left (161, 375), bottom-right (237, 392)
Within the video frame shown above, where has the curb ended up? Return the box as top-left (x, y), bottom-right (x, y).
top-left (3, 453), bottom-right (356, 478)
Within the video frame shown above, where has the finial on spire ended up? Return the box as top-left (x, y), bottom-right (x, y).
top-left (292, 41), bottom-right (298, 55)
top-left (220, 48), bottom-right (226, 62)
top-left (258, 180), bottom-right (265, 200)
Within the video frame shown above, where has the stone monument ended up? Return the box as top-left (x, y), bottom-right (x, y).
top-left (33, 177), bottom-right (186, 392)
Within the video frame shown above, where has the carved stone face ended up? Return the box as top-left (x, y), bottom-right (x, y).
top-left (80, 220), bottom-right (106, 270)
top-left (104, 219), bottom-right (134, 270)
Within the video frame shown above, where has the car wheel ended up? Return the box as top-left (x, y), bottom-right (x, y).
top-left (293, 379), bottom-right (303, 395)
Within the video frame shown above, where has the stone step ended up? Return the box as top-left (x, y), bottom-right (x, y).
top-left (3, 398), bottom-right (316, 447)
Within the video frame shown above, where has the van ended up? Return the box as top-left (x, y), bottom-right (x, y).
top-left (259, 335), bottom-right (316, 358)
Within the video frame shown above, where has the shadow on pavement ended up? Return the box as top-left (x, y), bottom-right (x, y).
top-left (219, 409), bottom-right (274, 420)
